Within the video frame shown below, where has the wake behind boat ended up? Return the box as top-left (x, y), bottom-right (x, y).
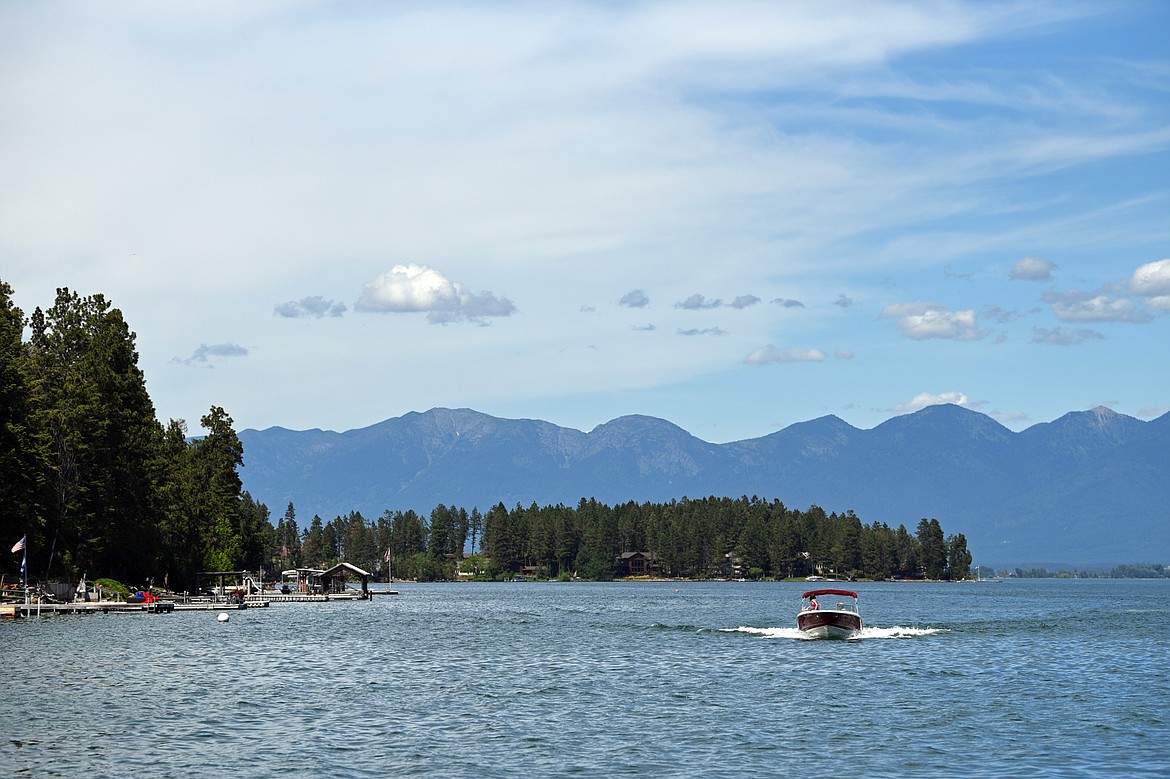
top-left (797, 588), bottom-right (863, 640)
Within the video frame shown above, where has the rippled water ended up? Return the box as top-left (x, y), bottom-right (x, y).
top-left (3, 579), bottom-right (1168, 777)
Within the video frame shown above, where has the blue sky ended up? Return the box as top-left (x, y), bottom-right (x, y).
top-left (2, 1), bottom-right (1168, 443)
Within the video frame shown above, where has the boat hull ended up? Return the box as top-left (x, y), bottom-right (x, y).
top-left (796, 610), bottom-right (862, 640)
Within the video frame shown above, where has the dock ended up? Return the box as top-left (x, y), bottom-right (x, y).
top-left (2, 589), bottom-right (401, 617)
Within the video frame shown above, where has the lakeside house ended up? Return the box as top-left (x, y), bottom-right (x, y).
top-left (615, 551), bottom-right (659, 577)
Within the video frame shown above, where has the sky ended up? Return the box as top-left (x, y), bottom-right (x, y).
top-left (2, 0), bottom-right (1168, 444)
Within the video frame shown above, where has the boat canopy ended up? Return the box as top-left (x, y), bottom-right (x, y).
top-left (802, 588), bottom-right (858, 599)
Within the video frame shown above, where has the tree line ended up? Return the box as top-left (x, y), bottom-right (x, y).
top-left (272, 497), bottom-right (971, 582)
top-left (2, 282), bottom-right (972, 589)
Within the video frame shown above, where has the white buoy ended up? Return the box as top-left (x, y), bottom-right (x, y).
top-left (217, 612), bottom-right (230, 623)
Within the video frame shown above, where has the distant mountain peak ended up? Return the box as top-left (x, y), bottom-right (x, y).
top-left (1089, 405), bottom-right (1119, 422)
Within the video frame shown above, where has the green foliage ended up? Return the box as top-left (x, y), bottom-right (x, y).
top-left (93, 578), bottom-right (128, 596)
top-left (2, 282), bottom-right (259, 591)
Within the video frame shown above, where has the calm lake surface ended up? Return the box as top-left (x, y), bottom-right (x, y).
top-left (3, 579), bottom-right (1168, 777)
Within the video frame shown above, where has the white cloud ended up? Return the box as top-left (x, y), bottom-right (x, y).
top-left (744, 345), bottom-right (826, 365)
top-left (891, 391), bottom-right (978, 414)
top-left (880, 302), bottom-right (983, 340)
top-left (354, 264), bottom-right (515, 323)
top-left (835, 349), bottom-right (854, 359)
top-left (1046, 293), bottom-right (1151, 323)
top-left (1130, 259), bottom-right (1170, 311)
top-left (1010, 256), bottom-right (1056, 280)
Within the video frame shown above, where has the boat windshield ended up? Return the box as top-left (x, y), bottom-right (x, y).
top-left (801, 589), bottom-right (859, 612)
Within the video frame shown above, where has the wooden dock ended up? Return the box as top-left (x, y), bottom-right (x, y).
top-left (5, 599), bottom-right (271, 617)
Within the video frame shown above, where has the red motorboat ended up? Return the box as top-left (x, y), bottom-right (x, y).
top-left (797, 588), bottom-right (863, 639)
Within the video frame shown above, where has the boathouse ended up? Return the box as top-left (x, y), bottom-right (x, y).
top-left (318, 562), bottom-right (371, 598)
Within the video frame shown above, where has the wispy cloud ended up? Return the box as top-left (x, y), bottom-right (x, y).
top-left (1137, 405), bottom-right (1170, 419)
top-left (833, 294), bottom-right (859, 308)
top-left (771, 298), bottom-right (805, 309)
top-left (275, 296), bottom-right (347, 319)
top-left (678, 327), bottom-right (727, 337)
top-left (1031, 326), bottom-right (1105, 345)
top-left (173, 343), bottom-right (249, 366)
top-left (744, 345), bottom-right (826, 364)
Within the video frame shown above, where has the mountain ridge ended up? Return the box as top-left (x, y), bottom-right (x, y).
top-left (237, 404), bottom-right (1170, 567)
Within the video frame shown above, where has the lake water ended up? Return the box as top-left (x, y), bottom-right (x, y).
top-left (3, 579), bottom-right (1168, 777)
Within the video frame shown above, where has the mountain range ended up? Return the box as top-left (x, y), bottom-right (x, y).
top-left (237, 404), bottom-right (1169, 567)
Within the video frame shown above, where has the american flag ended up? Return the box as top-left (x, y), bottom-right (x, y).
top-left (11, 536), bottom-right (24, 554)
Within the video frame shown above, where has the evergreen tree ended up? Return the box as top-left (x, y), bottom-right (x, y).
top-left (0, 281), bottom-right (45, 568)
top-left (301, 515), bottom-right (325, 567)
top-left (917, 518), bottom-right (948, 580)
top-left (25, 288), bottom-right (163, 584)
top-left (190, 407), bottom-right (245, 573)
top-left (947, 532), bottom-right (973, 581)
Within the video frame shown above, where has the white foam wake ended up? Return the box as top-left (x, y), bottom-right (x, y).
top-left (860, 625), bottom-right (948, 639)
top-left (722, 625), bottom-right (948, 640)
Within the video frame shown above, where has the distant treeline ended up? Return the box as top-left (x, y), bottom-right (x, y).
top-left (274, 497), bottom-right (974, 582)
top-left (1012, 565), bottom-right (1169, 579)
top-left (1, 282), bottom-right (969, 587)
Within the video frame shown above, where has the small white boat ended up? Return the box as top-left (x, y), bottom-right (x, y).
top-left (797, 588), bottom-right (863, 640)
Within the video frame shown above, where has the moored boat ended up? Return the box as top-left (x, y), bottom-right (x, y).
top-left (797, 588), bottom-right (862, 639)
